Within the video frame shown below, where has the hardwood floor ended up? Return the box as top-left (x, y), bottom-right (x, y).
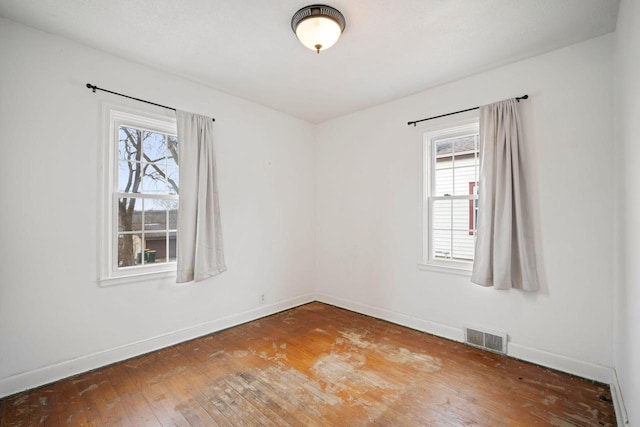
top-left (0, 302), bottom-right (615, 426)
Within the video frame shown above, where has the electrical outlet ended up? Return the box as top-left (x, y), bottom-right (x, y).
top-left (259, 292), bottom-right (266, 305)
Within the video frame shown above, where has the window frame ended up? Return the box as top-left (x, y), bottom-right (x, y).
top-left (468, 181), bottom-right (478, 236)
top-left (418, 116), bottom-right (480, 275)
top-left (98, 104), bottom-right (179, 286)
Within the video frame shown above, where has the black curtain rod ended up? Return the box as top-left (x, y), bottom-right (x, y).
top-left (86, 83), bottom-right (215, 122)
top-left (407, 95), bottom-right (528, 126)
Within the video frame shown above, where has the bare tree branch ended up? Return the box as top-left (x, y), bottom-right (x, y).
top-left (142, 152), bottom-right (179, 194)
top-left (117, 126), bottom-right (179, 266)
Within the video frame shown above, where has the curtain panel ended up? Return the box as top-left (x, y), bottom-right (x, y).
top-left (471, 99), bottom-right (538, 291)
top-left (175, 110), bottom-right (226, 283)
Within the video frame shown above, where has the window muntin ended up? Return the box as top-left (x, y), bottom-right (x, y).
top-left (101, 109), bottom-right (178, 282)
top-left (116, 125), bottom-right (178, 269)
top-left (422, 120), bottom-right (479, 271)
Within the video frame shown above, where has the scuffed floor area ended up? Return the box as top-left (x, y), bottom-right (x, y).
top-left (0, 302), bottom-right (615, 426)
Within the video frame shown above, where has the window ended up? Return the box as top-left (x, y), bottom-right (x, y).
top-left (421, 119), bottom-right (479, 272)
top-left (100, 108), bottom-right (179, 283)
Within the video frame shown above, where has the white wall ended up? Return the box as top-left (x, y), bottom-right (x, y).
top-left (614, 0), bottom-right (640, 424)
top-left (315, 35), bottom-right (615, 381)
top-left (0, 19), bottom-right (316, 396)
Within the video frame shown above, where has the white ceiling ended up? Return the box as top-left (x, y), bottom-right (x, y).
top-left (0, 0), bottom-right (620, 123)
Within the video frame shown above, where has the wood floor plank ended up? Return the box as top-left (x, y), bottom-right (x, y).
top-left (26, 386), bottom-right (59, 426)
top-left (221, 373), bottom-right (291, 427)
top-left (191, 389), bottom-right (235, 427)
top-left (105, 363), bottom-right (161, 427)
top-left (0, 302), bottom-right (616, 426)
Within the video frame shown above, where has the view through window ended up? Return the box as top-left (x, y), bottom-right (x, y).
top-left (423, 120), bottom-right (479, 270)
top-left (114, 116), bottom-right (179, 272)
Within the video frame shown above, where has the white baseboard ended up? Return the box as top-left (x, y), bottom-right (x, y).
top-left (314, 293), bottom-right (463, 342)
top-left (610, 369), bottom-right (630, 426)
top-left (507, 343), bottom-right (614, 384)
top-left (315, 293), bottom-right (617, 384)
top-left (0, 293), bottom-right (314, 399)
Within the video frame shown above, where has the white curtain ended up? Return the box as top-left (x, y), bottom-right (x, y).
top-left (471, 99), bottom-right (538, 291)
top-left (175, 110), bottom-right (226, 283)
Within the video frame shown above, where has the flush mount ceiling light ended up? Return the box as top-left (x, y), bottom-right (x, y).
top-left (291, 4), bottom-right (346, 54)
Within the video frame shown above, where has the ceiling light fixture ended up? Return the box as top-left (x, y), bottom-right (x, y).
top-left (291, 4), bottom-right (346, 54)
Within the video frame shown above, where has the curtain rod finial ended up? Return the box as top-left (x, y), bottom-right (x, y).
top-left (86, 83), bottom-right (96, 93)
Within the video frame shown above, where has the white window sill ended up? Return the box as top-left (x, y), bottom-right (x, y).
top-left (417, 262), bottom-right (472, 277)
top-left (98, 268), bottom-right (177, 287)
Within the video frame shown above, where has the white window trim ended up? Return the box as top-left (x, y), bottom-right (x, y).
top-left (98, 103), bottom-right (178, 286)
top-left (417, 115), bottom-right (479, 275)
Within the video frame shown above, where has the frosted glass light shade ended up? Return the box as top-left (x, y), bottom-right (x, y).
top-left (295, 16), bottom-right (342, 52)
top-left (291, 5), bottom-right (346, 53)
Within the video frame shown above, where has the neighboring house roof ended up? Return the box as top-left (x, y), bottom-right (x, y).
top-left (435, 135), bottom-right (477, 157)
top-left (123, 209), bottom-right (178, 233)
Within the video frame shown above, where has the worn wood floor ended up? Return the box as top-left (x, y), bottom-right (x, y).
top-left (0, 302), bottom-right (615, 426)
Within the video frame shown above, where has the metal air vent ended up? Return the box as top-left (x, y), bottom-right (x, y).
top-left (464, 326), bottom-right (508, 354)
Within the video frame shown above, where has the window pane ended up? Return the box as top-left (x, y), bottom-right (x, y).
top-left (140, 166), bottom-right (169, 194)
top-left (452, 199), bottom-right (470, 231)
top-left (434, 168), bottom-right (453, 196)
top-left (118, 128), bottom-right (178, 196)
top-left (453, 165), bottom-right (478, 196)
top-left (432, 229), bottom-right (451, 259)
top-left (119, 127), bottom-right (142, 161)
top-left (432, 199), bottom-right (452, 230)
top-left (435, 139), bottom-right (453, 157)
top-left (118, 161), bottom-right (143, 193)
top-left (118, 233), bottom-right (142, 267)
top-left (451, 135), bottom-right (476, 155)
top-left (141, 232), bottom-right (177, 264)
top-left (166, 167), bottom-right (179, 194)
top-left (435, 157), bottom-right (451, 170)
top-left (143, 233), bottom-right (166, 264)
top-left (452, 230), bottom-right (475, 261)
top-left (434, 134), bottom-right (479, 197)
top-left (432, 199), bottom-right (476, 261)
top-left (144, 212), bottom-right (166, 232)
top-left (144, 199), bottom-right (171, 231)
top-left (143, 131), bottom-right (166, 163)
top-left (117, 197), bottom-right (141, 232)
